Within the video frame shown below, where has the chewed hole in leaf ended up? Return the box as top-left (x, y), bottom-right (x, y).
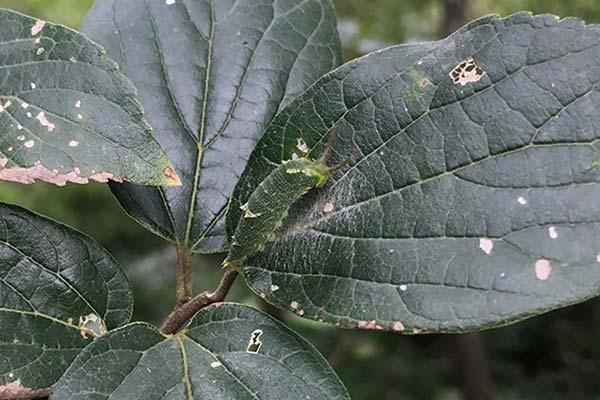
top-left (246, 329), bottom-right (263, 353)
top-left (450, 58), bottom-right (485, 86)
top-left (78, 313), bottom-right (106, 339)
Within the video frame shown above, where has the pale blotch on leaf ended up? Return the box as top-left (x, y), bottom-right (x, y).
top-left (0, 379), bottom-right (36, 399)
top-left (165, 0), bottom-right (176, 4)
top-left (24, 140), bottom-right (35, 149)
top-left (240, 203), bottom-right (260, 219)
top-left (393, 322), bottom-right (406, 332)
top-left (290, 301), bottom-right (299, 310)
top-left (31, 19), bottom-right (46, 36)
top-left (210, 361), bottom-right (222, 368)
top-left (450, 58), bottom-right (485, 86)
top-left (517, 196), bottom-right (528, 205)
top-left (399, 284), bottom-right (407, 291)
top-left (68, 140), bottom-right (79, 148)
top-left (36, 48), bottom-right (45, 56)
top-left (78, 313), bottom-right (106, 340)
top-left (323, 202), bottom-right (335, 213)
top-left (163, 166), bottom-right (181, 186)
top-left (246, 329), bottom-right (263, 353)
top-left (296, 138), bottom-right (309, 154)
top-left (35, 111), bottom-right (55, 132)
top-left (357, 320), bottom-right (384, 331)
top-left (271, 284), bottom-right (280, 292)
top-left (75, 100), bottom-right (81, 108)
top-left (479, 238), bottom-right (494, 255)
top-left (549, 226), bottom-right (558, 239)
top-left (535, 259), bottom-right (552, 281)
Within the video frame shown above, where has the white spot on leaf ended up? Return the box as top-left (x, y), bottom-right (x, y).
top-left (24, 140), bottom-right (35, 149)
top-left (68, 140), bottom-right (79, 148)
top-left (393, 322), bottom-right (405, 332)
top-left (75, 100), bottom-right (81, 108)
top-left (165, 0), bottom-right (176, 4)
top-left (31, 20), bottom-right (46, 36)
top-left (21, 102), bottom-right (28, 109)
top-left (296, 138), bottom-right (309, 153)
top-left (271, 285), bottom-right (279, 292)
top-left (548, 226), bottom-right (558, 240)
top-left (399, 284), bottom-right (407, 291)
top-left (323, 202), bottom-right (335, 213)
top-left (30, 83), bottom-right (36, 89)
top-left (535, 259), bottom-right (552, 281)
top-left (479, 238), bottom-right (494, 255)
top-left (290, 301), bottom-right (299, 310)
top-left (35, 112), bottom-right (56, 132)
top-left (36, 48), bottom-right (45, 55)
top-left (517, 196), bottom-right (527, 205)
top-left (210, 361), bottom-right (222, 368)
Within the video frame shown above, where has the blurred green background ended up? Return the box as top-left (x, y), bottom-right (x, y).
top-left (1, 1), bottom-right (600, 399)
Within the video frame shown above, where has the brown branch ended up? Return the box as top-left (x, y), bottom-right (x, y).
top-left (0, 383), bottom-right (52, 399)
top-left (161, 269), bottom-right (238, 335)
top-left (175, 246), bottom-right (193, 307)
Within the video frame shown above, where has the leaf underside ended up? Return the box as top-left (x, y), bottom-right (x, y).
top-left (0, 9), bottom-right (178, 187)
top-left (82, 0), bottom-right (342, 253)
top-left (229, 13), bottom-right (600, 334)
top-left (52, 303), bottom-right (349, 400)
top-left (0, 203), bottom-right (133, 392)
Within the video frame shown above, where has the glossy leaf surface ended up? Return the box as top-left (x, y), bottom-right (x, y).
top-left (229, 13), bottom-right (600, 333)
top-left (83, 0), bottom-right (342, 252)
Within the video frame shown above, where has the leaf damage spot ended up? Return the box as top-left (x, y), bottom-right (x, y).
top-left (323, 202), bottom-right (335, 213)
top-left (31, 20), bottom-right (46, 36)
top-left (549, 226), bottom-right (558, 240)
top-left (399, 284), bottom-right (407, 291)
top-left (271, 284), bottom-right (279, 292)
top-left (296, 138), bottom-right (309, 154)
top-left (240, 203), bottom-right (261, 219)
top-left (210, 361), bottom-right (222, 368)
top-left (78, 313), bottom-right (106, 340)
top-left (246, 329), bottom-right (263, 353)
top-left (23, 140), bottom-right (35, 149)
top-left (68, 140), bottom-right (79, 148)
top-left (479, 238), bottom-right (494, 255)
top-left (357, 320), bottom-right (385, 330)
top-left (35, 112), bottom-right (55, 132)
top-left (30, 83), bottom-right (36, 89)
top-left (392, 322), bottom-right (406, 332)
top-left (0, 379), bottom-right (37, 399)
top-left (450, 58), bottom-right (485, 86)
top-left (36, 48), bottom-right (45, 56)
top-left (290, 301), bottom-right (299, 310)
top-left (75, 100), bottom-right (81, 108)
top-left (165, 0), bottom-right (176, 4)
top-left (597, 255), bottom-right (600, 263)
top-left (163, 166), bottom-right (181, 186)
top-left (535, 259), bottom-right (552, 281)
top-left (517, 196), bottom-right (528, 205)
top-left (0, 158), bottom-right (122, 186)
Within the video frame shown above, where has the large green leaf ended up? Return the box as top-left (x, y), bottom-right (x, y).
top-left (0, 203), bottom-right (133, 393)
top-left (228, 13), bottom-right (600, 334)
top-left (52, 303), bottom-right (349, 399)
top-left (82, 0), bottom-right (342, 253)
top-left (0, 9), bottom-right (179, 187)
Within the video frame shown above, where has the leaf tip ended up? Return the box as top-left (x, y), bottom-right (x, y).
top-left (162, 166), bottom-right (182, 186)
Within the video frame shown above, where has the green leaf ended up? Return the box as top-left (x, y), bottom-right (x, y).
top-left (82, 0), bottom-right (342, 253)
top-left (228, 13), bottom-right (600, 334)
top-left (0, 9), bottom-right (179, 187)
top-left (52, 303), bottom-right (349, 399)
top-left (0, 203), bottom-right (133, 392)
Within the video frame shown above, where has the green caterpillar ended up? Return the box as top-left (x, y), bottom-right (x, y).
top-left (223, 139), bottom-right (347, 269)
